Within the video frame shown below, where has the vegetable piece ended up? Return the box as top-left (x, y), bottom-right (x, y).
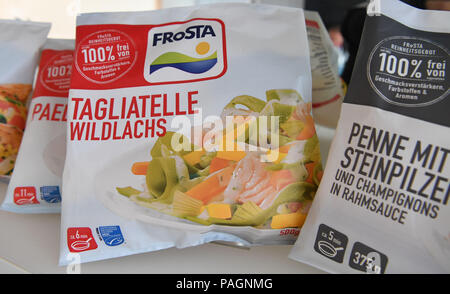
top-left (316, 170), bottom-right (323, 183)
top-left (275, 153), bottom-right (287, 164)
top-left (278, 144), bottom-right (292, 154)
top-left (131, 161), bottom-right (149, 175)
top-left (151, 131), bottom-right (194, 158)
top-left (183, 149), bottom-right (206, 166)
top-left (224, 95), bottom-right (267, 113)
top-left (232, 201), bottom-right (263, 225)
top-left (312, 162), bottom-right (323, 186)
top-left (172, 190), bottom-right (203, 217)
top-left (277, 203), bottom-right (291, 215)
top-left (270, 212), bottom-right (307, 229)
top-left (198, 152), bottom-right (216, 169)
top-left (305, 162), bottom-right (316, 184)
top-left (265, 149), bottom-right (287, 164)
top-left (259, 100), bottom-right (295, 126)
top-left (265, 161), bottom-right (303, 172)
top-left (281, 120), bottom-right (305, 138)
top-left (287, 202), bottom-right (302, 213)
top-left (145, 158), bottom-right (168, 198)
top-left (216, 150), bottom-right (246, 162)
top-left (278, 134), bottom-right (294, 147)
top-left (209, 157), bottom-right (231, 173)
top-left (185, 216), bottom-right (212, 226)
top-left (216, 116), bottom-right (253, 151)
top-left (178, 175), bottom-right (205, 191)
top-left (272, 102), bottom-right (296, 124)
top-left (266, 89), bottom-right (303, 103)
top-left (206, 203), bottom-right (232, 219)
top-left (146, 157), bottom-right (181, 203)
top-left (185, 165), bottom-right (235, 204)
top-left (296, 114), bottom-right (316, 140)
top-left (303, 135), bottom-right (321, 163)
top-left (116, 186), bottom-right (141, 197)
top-left (185, 160), bottom-right (210, 178)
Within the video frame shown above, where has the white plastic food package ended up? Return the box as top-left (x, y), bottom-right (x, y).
top-left (59, 3), bottom-right (322, 265)
top-left (0, 20), bottom-right (50, 178)
top-left (290, 0), bottom-right (450, 273)
top-left (2, 39), bottom-right (74, 213)
top-left (304, 11), bottom-right (344, 129)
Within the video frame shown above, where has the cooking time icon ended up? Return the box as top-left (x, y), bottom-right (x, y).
top-left (67, 227), bottom-right (98, 253)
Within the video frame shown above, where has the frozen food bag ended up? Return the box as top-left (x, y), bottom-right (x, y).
top-left (1, 39), bottom-right (74, 213)
top-left (59, 3), bottom-right (322, 265)
top-left (305, 11), bottom-right (345, 129)
top-left (290, 0), bottom-right (450, 273)
top-left (0, 20), bottom-right (50, 177)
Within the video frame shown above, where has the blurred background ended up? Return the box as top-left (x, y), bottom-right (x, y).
top-left (0, 0), bottom-right (354, 77)
top-left (0, 0), bottom-right (363, 41)
top-left (0, 0), bottom-right (448, 84)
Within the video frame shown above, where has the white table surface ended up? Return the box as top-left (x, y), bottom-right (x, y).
top-left (0, 125), bottom-right (336, 274)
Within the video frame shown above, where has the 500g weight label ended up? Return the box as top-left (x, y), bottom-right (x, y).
top-left (367, 36), bottom-right (448, 107)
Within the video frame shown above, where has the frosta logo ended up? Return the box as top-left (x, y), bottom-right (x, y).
top-left (149, 41), bottom-right (218, 74)
top-left (151, 25), bottom-right (216, 46)
top-left (144, 19), bottom-right (227, 85)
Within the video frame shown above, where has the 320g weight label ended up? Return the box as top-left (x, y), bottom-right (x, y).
top-left (367, 36), bottom-right (448, 107)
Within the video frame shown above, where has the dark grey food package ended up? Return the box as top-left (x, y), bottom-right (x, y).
top-left (290, 0), bottom-right (449, 273)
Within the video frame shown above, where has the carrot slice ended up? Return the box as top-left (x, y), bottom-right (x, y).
top-left (183, 149), bottom-right (206, 166)
top-left (209, 157), bottom-right (231, 173)
top-left (296, 115), bottom-right (316, 140)
top-left (216, 150), bottom-right (247, 161)
top-left (305, 162), bottom-right (316, 184)
top-left (186, 165), bottom-right (235, 204)
top-left (278, 144), bottom-right (292, 154)
top-left (317, 170), bottom-right (324, 182)
top-left (131, 162), bottom-right (149, 175)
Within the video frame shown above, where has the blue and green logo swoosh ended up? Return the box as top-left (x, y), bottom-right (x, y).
top-left (150, 42), bottom-right (217, 74)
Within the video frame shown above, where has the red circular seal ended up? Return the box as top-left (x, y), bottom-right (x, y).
top-left (40, 51), bottom-right (73, 93)
top-left (75, 29), bottom-right (137, 84)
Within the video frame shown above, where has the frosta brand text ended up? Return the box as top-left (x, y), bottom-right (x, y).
top-left (152, 25), bottom-right (216, 46)
top-left (144, 19), bottom-right (226, 84)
